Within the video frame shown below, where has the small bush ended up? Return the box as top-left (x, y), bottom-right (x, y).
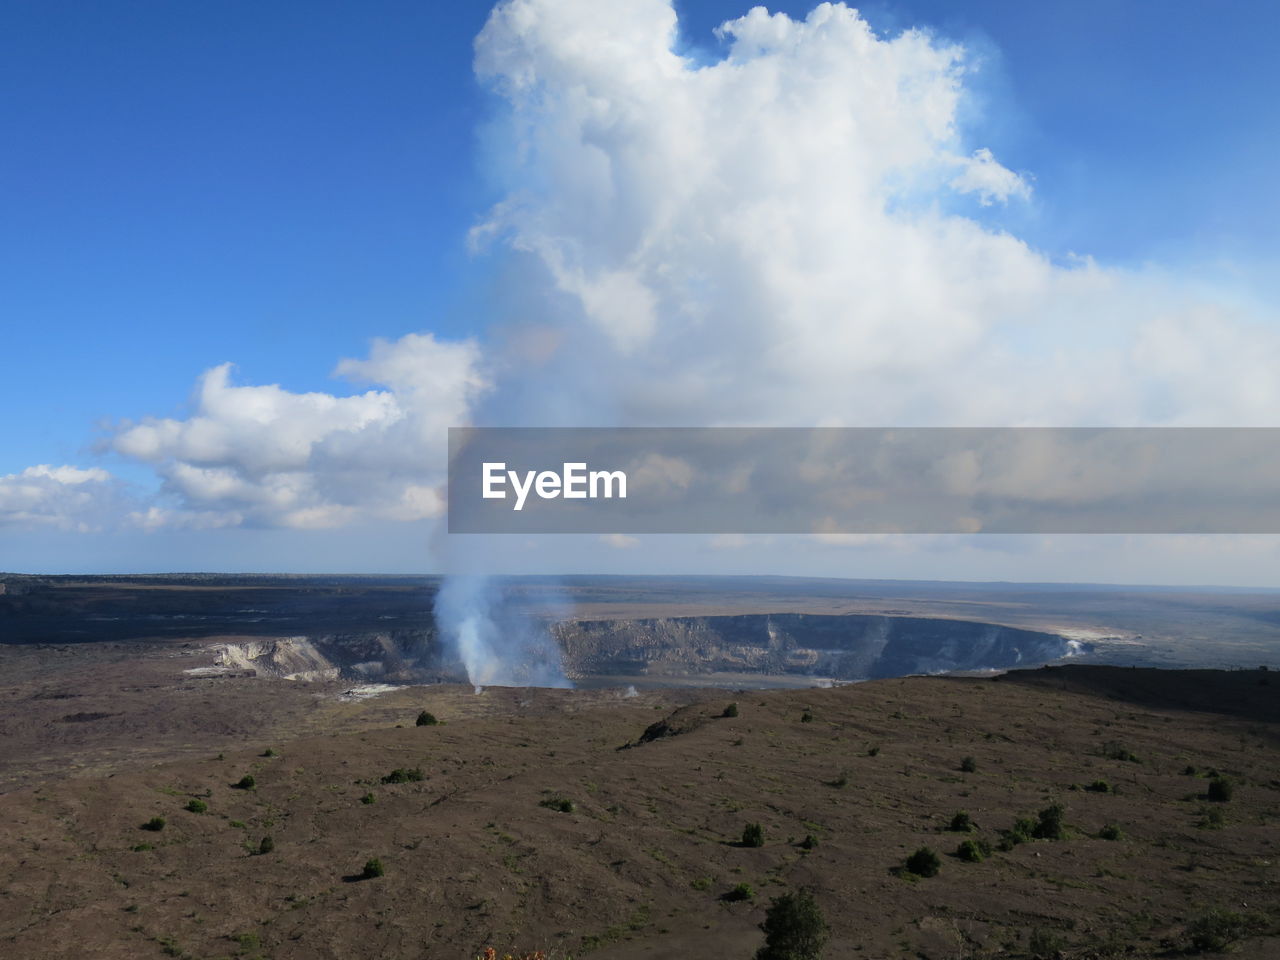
top-left (1206, 777), bottom-right (1234, 802)
top-left (141, 816), bottom-right (166, 832)
top-left (1183, 764), bottom-right (1198, 776)
top-left (1028, 927), bottom-right (1065, 959)
top-left (361, 857), bottom-right (385, 880)
top-left (742, 822), bottom-right (765, 847)
top-left (1033, 803), bottom-right (1067, 841)
top-left (1085, 779), bottom-right (1111, 793)
top-left (905, 846), bottom-right (940, 877)
top-left (800, 711), bottom-right (813, 723)
top-left (131, 843), bottom-right (154, 852)
top-left (258, 835), bottom-right (275, 855)
top-left (828, 770), bottom-right (849, 789)
top-left (959, 756), bottom-right (977, 773)
top-left (360, 792), bottom-right (376, 805)
top-left (755, 888), bottom-right (828, 960)
top-left (690, 876), bottom-right (712, 891)
top-left (1102, 741), bottom-right (1140, 763)
top-left (1098, 823), bottom-right (1124, 841)
top-left (415, 711), bottom-right (439, 727)
top-left (799, 834), bottom-right (818, 851)
top-left (722, 702), bottom-right (739, 718)
top-left (1186, 909), bottom-right (1253, 952)
top-left (381, 767), bottom-right (424, 784)
top-left (999, 816), bottom-right (1038, 850)
top-left (956, 838), bottom-right (990, 863)
top-left (539, 795), bottom-right (574, 813)
top-left (261, 748), bottom-right (277, 757)
top-left (234, 774), bottom-right (256, 790)
top-left (723, 882), bottom-right (754, 902)
top-left (185, 799), bottom-right (208, 814)
top-left (947, 811), bottom-right (974, 833)
top-left (867, 745), bottom-right (881, 757)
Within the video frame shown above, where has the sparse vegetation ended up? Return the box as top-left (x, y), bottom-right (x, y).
top-left (1206, 776), bottom-right (1234, 802)
top-left (381, 767), bottom-right (424, 784)
top-left (690, 876), bottom-right (712, 891)
top-left (959, 755), bottom-right (977, 773)
top-left (866, 745), bottom-right (880, 757)
top-left (141, 816), bottom-right (166, 832)
top-left (539, 795), bottom-right (574, 813)
top-left (1085, 779), bottom-right (1112, 793)
top-left (722, 702), bottom-right (739, 718)
top-left (415, 710), bottom-right (439, 726)
top-left (261, 748), bottom-right (276, 757)
top-left (360, 792), bottom-right (376, 805)
top-left (1032, 803), bottom-right (1067, 840)
top-left (799, 834), bottom-right (818, 850)
top-left (800, 710), bottom-right (813, 723)
top-left (723, 882), bottom-right (754, 902)
top-left (360, 857), bottom-right (385, 880)
top-left (1098, 823), bottom-right (1124, 841)
top-left (1102, 740), bottom-right (1140, 763)
top-left (827, 770), bottom-right (849, 789)
top-left (1185, 909), bottom-right (1258, 952)
top-left (184, 798), bottom-right (207, 814)
top-left (1028, 927), bottom-right (1066, 959)
top-left (946, 811), bottom-right (974, 833)
top-left (233, 774), bottom-right (256, 790)
top-left (257, 835), bottom-right (274, 855)
top-left (755, 887), bottom-right (828, 960)
top-left (905, 846), bottom-right (940, 877)
top-left (741, 822), bottom-right (765, 847)
top-left (955, 838), bottom-right (989, 862)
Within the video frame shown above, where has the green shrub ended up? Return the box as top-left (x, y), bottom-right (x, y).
top-left (539, 795), bottom-right (575, 813)
top-left (1206, 777), bottom-right (1234, 802)
top-left (415, 711), bottom-right (439, 727)
top-left (1102, 741), bottom-right (1140, 763)
top-left (131, 843), bottom-right (154, 852)
top-left (1085, 779), bottom-right (1111, 793)
top-left (1028, 928), bottom-right (1065, 959)
top-left (956, 838), bottom-right (989, 863)
top-left (959, 755), bottom-right (977, 773)
top-left (234, 774), bottom-right (256, 790)
top-left (1098, 823), bottom-right (1124, 841)
top-left (867, 745), bottom-right (880, 757)
top-left (723, 702), bottom-right (739, 718)
top-left (141, 816), bottom-right (166, 832)
top-left (723, 882), bottom-right (754, 902)
top-left (258, 835), bottom-right (275, 855)
top-left (1198, 806), bottom-right (1226, 829)
top-left (360, 792), bottom-right (376, 805)
top-left (799, 834), bottom-right (818, 851)
top-left (755, 888), bottom-right (829, 960)
top-left (185, 798), bottom-right (208, 814)
top-left (381, 767), bottom-right (424, 784)
top-left (690, 876), bottom-right (712, 891)
top-left (1033, 803), bottom-right (1066, 841)
top-left (360, 857), bottom-right (385, 880)
top-left (800, 711), bottom-right (813, 723)
top-left (947, 811), bottom-right (974, 833)
top-left (905, 846), bottom-right (940, 877)
top-left (1186, 909), bottom-right (1253, 952)
top-left (1183, 764), bottom-right (1198, 776)
top-left (999, 816), bottom-right (1038, 850)
top-left (741, 822), bottom-right (765, 848)
top-left (828, 770), bottom-right (849, 789)
top-left (261, 748), bottom-right (277, 757)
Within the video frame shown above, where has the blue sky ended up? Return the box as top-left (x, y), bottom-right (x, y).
top-left (3, 1), bottom-right (1279, 580)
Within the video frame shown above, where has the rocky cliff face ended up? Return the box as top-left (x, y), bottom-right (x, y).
top-left (551, 613), bottom-right (1077, 682)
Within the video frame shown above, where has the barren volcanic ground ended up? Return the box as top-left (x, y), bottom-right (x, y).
top-left (1, 665), bottom-right (1278, 959)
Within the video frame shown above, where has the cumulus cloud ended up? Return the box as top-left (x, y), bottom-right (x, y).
top-left (108, 332), bottom-right (486, 528)
top-left (472, 0), bottom-right (1280, 429)
top-left (0, 465), bottom-right (123, 531)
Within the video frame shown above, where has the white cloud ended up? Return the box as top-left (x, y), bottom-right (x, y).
top-left (107, 332), bottom-right (487, 528)
top-left (473, 0), bottom-right (1280, 430)
top-left (0, 465), bottom-right (122, 531)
